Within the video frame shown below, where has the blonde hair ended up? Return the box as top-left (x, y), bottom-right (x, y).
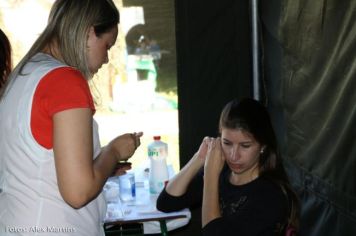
top-left (0, 0), bottom-right (119, 98)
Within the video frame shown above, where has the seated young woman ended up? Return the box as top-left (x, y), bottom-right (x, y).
top-left (156, 98), bottom-right (300, 236)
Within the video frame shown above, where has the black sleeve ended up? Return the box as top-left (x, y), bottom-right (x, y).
top-left (156, 167), bottom-right (204, 212)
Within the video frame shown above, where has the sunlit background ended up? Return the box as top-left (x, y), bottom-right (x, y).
top-left (0, 0), bottom-right (180, 172)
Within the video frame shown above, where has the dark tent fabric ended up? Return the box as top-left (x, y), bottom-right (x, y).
top-left (176, 0), bottom-right (356, 235)
top-left (176, 0), bottom-right (252, 164)
top-left (175, 1), bottom-right (251, 235)
top-left (261, 0), bottom-right (356, 235)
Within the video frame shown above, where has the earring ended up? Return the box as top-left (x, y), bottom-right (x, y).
top-left (260, 148), bottom-right (265, 154)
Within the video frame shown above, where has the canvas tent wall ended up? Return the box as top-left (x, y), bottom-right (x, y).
top-left (176, 0), bottom-right (356, 235)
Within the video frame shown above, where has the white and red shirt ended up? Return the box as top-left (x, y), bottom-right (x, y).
top-left (0, 53), bottom-right (106, 235)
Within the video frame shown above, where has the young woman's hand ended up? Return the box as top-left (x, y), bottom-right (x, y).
top-left (108, 132), bottom-right (143, 162)
top-left (192, 136), bottom-right (210, 167)
top-left (204, 137), bottom-right (225, 178)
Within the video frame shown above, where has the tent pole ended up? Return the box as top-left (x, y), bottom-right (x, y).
top-left (250, 0), bottom-right (261, 101)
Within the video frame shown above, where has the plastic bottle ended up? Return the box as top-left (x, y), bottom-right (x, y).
top-left (148, 136), bottom-right (169, 194)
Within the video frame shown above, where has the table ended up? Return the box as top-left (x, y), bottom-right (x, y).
top-left (103, 173), bottom-right (191, 235)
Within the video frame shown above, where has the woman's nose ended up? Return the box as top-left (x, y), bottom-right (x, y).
top-left (230, 146), bottom-right (240, 161)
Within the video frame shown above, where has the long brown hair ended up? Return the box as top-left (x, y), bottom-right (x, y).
top-left (219, 98), bottom-right (300, 232)
top-left (0, 28), bottom-right (12, 90)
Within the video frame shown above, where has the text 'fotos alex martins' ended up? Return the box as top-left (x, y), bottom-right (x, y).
top-left (5, 225), bottom-right (76, 234)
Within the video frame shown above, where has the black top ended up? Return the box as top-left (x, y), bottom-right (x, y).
top-left (157, 166), bottom-right (288, 236)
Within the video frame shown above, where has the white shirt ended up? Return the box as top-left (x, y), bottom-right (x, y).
top-left (0, 53), bottom-right (106, 236)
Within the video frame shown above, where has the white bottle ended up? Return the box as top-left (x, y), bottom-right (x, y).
top-left (148, 136), bottom-right (169, 194)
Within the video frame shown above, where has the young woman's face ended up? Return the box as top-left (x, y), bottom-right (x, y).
top-left (221, 128), bottom-right (263, 180)
top-left (86, 25), bottom-right (118, 74)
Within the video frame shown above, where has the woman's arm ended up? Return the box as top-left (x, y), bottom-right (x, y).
top-left (202, 137), bottom-right (225, 227)
top-left (164, 152), bottom-right (203, 196)
top-left (156, 168), bottom-right (204, 212)
top-left (53, 108), bottom-right (141, 208)
top-left (164, 137), bottom-right (209, 196)
top-left (156, 137), bottom-right (209, 211)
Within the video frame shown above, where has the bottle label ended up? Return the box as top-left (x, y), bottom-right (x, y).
top-left (148, 147), bottom-right (167, 158)
top-left (148, 149), bottom-right (159, 157)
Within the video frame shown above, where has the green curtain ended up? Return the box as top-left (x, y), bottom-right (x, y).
top-left (262, 0), bottom-right (356, 235)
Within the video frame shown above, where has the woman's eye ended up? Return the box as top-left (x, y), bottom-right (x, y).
top-left (223, 141), bottom-right (231, 146)
top-left (241, 144), bottom-right (251, 148)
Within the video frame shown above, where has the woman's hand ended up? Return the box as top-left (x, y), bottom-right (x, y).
top-left (204, 137), bottom-right (225, 177)
top-left (108, 132), bottom-right (143, 162)
top-left (111, 162), bottom-right (132, 176)
top-left (192, 136), bottom-right (210, 167)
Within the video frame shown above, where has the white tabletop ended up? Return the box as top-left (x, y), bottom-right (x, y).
top-left (103, 167), bottom-right (191, 234)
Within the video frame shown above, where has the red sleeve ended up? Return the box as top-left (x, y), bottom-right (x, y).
top-left (31, 67), bottom-right (95, 149)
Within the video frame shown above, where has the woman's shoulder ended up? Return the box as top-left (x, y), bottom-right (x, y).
top-left (250, 177), bottom-right (288, 216)
top-left (22, 53), bottom-right (74, 77)
top-left (254, 177), bottom-right (285, 197)
top-left (32, 53), bottom-right (66, 67)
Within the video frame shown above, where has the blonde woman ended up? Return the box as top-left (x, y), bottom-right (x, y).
top-left (0, 1), bottom-right (142, 235)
